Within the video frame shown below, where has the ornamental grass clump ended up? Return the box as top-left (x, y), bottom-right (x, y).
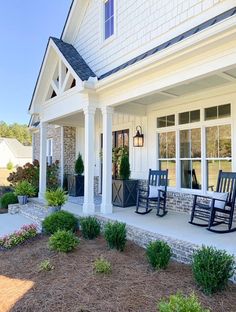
top-left (38, 259), bottom-right (55, 272)
top-left (94, 257), bottom-right (112, 274)
top-left (0, 192), bottom-right (18, 209)
top-left (104, 221), bottom-right (126, 251)
top-left (49, 230), bottom-right (79, 253)
top-left (0, 224), bottom-right (37, 249)
top-left (42, 210), bottom-right (78, 234)
top-left (79, 216), bottom-right (100, 239)
top-left (158, 293), bottom-right (210, 312)
top-left (192, 246), bottom-right (235, 295)
top-left (146, 240), bottom-right (171, 270)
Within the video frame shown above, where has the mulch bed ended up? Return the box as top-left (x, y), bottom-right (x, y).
top-left (0, 235), bottom-right (235, 312)
top-left (0, 208), bottom-right (7, 214)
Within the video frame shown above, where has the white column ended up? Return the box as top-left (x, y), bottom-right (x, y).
top-left (83, 105), bottom-right (96, 214)
top-left (39, 121), bottom-right (47, 198)
top-left (101, 106), bottom-right (113, 214)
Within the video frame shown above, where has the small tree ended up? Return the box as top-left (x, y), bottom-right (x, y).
top-left (75, 153), bottom-right (84, 175)
top-left (119, 154), bottom-right (130, 180)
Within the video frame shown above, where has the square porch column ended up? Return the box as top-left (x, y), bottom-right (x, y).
top-left (101, 106), bottom-right (113, 214)
top-left (39, 121), bottom-right (47, 198)
top-left (83, 105), bottom-right (96, 214)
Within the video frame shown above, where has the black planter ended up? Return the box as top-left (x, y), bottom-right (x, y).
top-left (112, 179), bottom-right (138, 207)
top-left (68, 175), bottom-right (84, 196)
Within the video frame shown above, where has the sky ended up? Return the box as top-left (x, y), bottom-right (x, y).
top-left (0, 0), bottom-right (72, 125)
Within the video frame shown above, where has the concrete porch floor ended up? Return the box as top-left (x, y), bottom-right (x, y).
top-left (65, 196), bottom-right (236, 257)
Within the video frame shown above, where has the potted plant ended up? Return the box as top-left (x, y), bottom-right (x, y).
top-left (14, 180), bottom-right (36, 205)
top-left (68, 153), bottom-right (84, 196)
top-left (112, 148), bottom-right (138, 207)
top-left (45, 187), bottom-right (68, 213)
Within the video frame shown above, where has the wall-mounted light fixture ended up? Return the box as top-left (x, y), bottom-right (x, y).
top-left (133, 126), bottom-right (144, 147)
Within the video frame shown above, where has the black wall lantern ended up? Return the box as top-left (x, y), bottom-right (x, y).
top-left (133, 126), bottom-right (144, 147)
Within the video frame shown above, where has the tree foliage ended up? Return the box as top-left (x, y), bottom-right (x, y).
top-left (0, 121), bottom-right (32, 146)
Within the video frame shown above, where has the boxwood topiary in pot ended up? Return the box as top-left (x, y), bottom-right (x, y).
top-left (112, 151), bottom-right (137, 207)
top-left (68, 153), bottom-right (84, 196)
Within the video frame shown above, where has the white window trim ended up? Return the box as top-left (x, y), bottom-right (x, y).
top-left (156, 104), bottom-right (232, 195)
top-left (100, 0), bottom-right (117, 46)
top-left (47, 138), bottom-right (53, 158)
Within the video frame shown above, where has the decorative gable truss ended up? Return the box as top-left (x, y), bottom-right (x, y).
top-left (46, 59), bottom-right (77, 101)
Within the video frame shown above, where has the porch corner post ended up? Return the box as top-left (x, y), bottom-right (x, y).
top-left (101, 106), bottom-right (113, 214)
top-left (83, 105), bottom-right (96, 214)
top-left (39, 121), bottom-right (47, 198)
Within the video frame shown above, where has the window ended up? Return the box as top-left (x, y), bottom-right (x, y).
top-left (205, 104), bottom-right (231, 120)
top-left (180, 128), bottom-right (201, 189)
top-left (47, 138), bottom-right (53, 165)
top-left (157, 132), bottom-right (176, 186)
top-left (206, 125), bottom-right (231, 190)
top-left (104, 0), bottom-right (114, 40)
top-left (179, 110), bottom-right (200, 125)
top-left (157, 114), bottom-right (175, 128)
top-left (156, 104), bottom-right (232, 192)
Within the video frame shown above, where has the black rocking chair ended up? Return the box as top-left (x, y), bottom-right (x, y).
top-left (189, 170), bottom-right (236, 233)
top-left (136, 169), bottom-right (168, 217)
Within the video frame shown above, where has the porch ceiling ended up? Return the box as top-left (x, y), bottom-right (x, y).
top-left (50, 111), bottom-right (84, 127)
top-left (129, 68), bottom-right (236, 106)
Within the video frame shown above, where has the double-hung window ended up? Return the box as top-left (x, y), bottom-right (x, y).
top-left (104, 0), bottom-right (114, 40)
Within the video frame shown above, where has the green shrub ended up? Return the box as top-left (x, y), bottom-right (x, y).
top-left (158, 293), bottom-right (210, 312)
top-left (0, 192), bottom-right (18, 209)
top-left (119, 154), bottom-right (130, 180)
top-left (42, 210), bottom-right (78, 234)
top-left (38, 259), bottom-right (55, 272)
top-left (14, 180), bottom-right (36, 197)
top-left (79, 216), bottom-right (100, 239)
top-left (104, 221), bottom-right (126, 251)
top-left (45, 188), bottom-right (68, 207)
top-left (6, 161), bottom-right (14, 171)
top-left (192, 246), bottom-right (235, 294)
top-left (75, 153), bottom-right (84, 175)
top-left (49, 230), bottom-right (79, 253)
top-left (146, 240), bottom-right (171, 270)
top-left (94, 257), bottom-right (112, 274)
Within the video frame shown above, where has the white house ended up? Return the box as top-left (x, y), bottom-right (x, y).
top-left (0, 138), bottom-right (32, 168)
top-left (29, 0), bottom-right (236, 215)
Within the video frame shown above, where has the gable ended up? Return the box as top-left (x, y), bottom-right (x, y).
top-left (29, 37), bottom-right (96, 114)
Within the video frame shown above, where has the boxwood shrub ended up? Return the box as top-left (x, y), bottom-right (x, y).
top-left (146, 240), bottom-right (171, 270)
top-left (49, 230), bottom-right (79, 253)
top-left (0, 192), bottom-right (18, 209)
top-left (79, 216), bottom-right (100, 239)
top-left (42, 210), bottom-right (78, 234)
top-left (192, 246), bottom-right (235, 294)
top-left (158, 293), bottom-right (210, 312)
top-left (104, 221), bottom-right (126, 251)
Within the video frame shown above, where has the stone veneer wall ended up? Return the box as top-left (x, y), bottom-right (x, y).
top-left (32, 125), bottom-right (62, 182)
top-left (63, 126), bottom-right (76, 175)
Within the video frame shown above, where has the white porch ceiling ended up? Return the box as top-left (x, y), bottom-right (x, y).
top-left (127, 68), bottom-right (236, 106)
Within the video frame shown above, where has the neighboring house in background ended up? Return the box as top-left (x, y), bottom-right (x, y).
top-left (29, 0), bottom-right (236, 215)
top-left (0, 138), bottom-right (32, 168)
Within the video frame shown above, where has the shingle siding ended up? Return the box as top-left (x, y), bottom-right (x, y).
top-left (74, 0), bottom-right (234, 77)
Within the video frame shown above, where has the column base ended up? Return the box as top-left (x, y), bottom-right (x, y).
top-left (38, 192), bottom-right (45, 200)
top-left (101, 203), bottom-right (113, 214)
top-left (83, 203), bottom-right (95, 215)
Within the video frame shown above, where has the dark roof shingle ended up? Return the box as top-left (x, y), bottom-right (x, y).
top-left (51, 37), bottom-right (96, 81)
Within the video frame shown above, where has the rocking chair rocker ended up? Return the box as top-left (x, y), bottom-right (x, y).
top-left (136, 169), bottom-right (168, 217)
top-left (189, 170), bottom-right (236, 233)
